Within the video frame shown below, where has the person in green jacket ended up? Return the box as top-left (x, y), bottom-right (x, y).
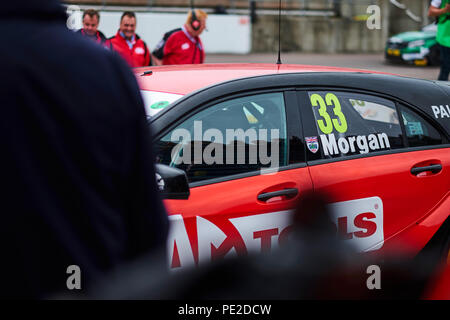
top-left (429, 0), bottom-right (450, 80)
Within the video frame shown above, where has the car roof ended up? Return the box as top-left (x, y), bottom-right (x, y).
top-left (135, 63), bottom-right (395, 95)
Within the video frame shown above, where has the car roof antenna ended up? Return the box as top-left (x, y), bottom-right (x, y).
top-left (190, 0), bottom-right (195, 15)
top-left (276, 0), bottom-right (282, 65)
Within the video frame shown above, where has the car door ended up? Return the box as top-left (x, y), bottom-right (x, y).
top-left (154, 90), bottom-right (312, 269)
top-left (298, 89), bottom-right (450, 254)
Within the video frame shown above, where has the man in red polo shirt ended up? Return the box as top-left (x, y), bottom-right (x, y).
top-left (110, 11), bottom-right (151, 67)
top-left (152, 9), bottom-right (207, 65)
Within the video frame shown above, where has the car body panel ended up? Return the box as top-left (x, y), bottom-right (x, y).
top-left (386, 24), bottom-right (440, 66)
top-left (164, 167), bottom-right (313, 269)
top-left (387, 192), bottom-right (450, 258)
top-left (393, 31), bottom-right (436, 43)
top-left (307, 149), bottom-right (450, 254)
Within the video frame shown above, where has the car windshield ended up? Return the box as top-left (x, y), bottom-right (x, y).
top-left (140, 90), bottom-right (183, 117)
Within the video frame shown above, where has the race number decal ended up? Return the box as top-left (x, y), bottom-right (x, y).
top-left (326, 93), bottom-right (348, 133)
top-left (310, 93), bottom-right (333, 134)
top-left (310, 93), bottom-right (348, 134)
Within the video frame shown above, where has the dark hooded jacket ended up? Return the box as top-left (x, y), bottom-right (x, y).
top-left (0, 0), bottom-right (168, 298)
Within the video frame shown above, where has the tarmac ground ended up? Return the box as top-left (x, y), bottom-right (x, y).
top-left (205, 52), bottom-right (442, 81)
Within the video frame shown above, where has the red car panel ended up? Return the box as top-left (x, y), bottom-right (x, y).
top-left (136, 63), bottom-right (393, 95)
top-left (309, 148), bottom-right (450, 256)
top-left (164, 168), bottom-right (313, 269)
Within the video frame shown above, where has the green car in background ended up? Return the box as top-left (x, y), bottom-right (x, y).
top-left (385, 24), bottom-right (441, 66)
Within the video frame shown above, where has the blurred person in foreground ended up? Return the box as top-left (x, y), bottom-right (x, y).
top-left (77, 9), bottom-right (111, 49)
top-left (429, 0), bottom-right (450, 81)
top-left (109, 11), bottom-right (152, 67)
top-left (0, 0), bottom-right (168, 298)
top-left (152, 9), bottom-right (207, 65)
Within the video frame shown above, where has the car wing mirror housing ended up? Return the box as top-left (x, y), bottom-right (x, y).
top-left (155, 164), bottom-right (190, 200)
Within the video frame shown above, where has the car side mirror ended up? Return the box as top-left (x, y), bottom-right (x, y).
top-left (155, 164), bottom-right (190, 200)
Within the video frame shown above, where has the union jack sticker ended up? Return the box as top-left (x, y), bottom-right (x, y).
top-left (306, 136), bottom-right (319, 154)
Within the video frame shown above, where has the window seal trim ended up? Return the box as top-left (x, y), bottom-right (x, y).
top-left (189, 163), bottom-right (307, 188)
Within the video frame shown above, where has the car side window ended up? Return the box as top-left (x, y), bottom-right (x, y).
top-left (155, 92), bottom-right (288, 183)
top-left (307, 91), bottom-right (403, 159)
top-left (399, 105), bottom-right (446, 147)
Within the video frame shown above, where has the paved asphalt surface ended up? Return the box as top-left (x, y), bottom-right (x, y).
top-left (205, 53), bottom-right (442, 81)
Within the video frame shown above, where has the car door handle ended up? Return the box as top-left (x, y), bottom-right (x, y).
top-left (257, 188), bottom-right (298, 202)
top-left (410, 164), bottom-right (442, 175)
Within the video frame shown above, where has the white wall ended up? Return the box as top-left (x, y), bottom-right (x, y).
top-left (69, 9), bottom-right (251, 54)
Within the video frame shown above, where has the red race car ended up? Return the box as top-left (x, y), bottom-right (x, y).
top-left (136, 64), bottom-right (450, 270)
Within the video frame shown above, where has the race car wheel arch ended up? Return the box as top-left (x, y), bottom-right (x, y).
top-left (417, 215), bottom-right (450, 267)
top-left (384, 192), bottom-right (450, 260)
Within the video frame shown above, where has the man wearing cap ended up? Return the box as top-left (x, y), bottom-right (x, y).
top-left (152, 9), bottom-right (207, 65)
